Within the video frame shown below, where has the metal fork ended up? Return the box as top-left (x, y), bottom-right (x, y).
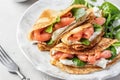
top-left (0, 45), bottom-right (30, 80)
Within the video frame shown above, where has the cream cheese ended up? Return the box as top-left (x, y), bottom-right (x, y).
top-left (89, 31), bottom-right (101, 41)
top-left (93, 7), bottom-right (102, 17)
top-left (52, 27), bottom-right (67, 41)
top-left (95, 58), bottom-right (108, 69)
top-left (60, 59), bottom-right (74, 66)
top-left (115, 46), bottom-right (120, 54)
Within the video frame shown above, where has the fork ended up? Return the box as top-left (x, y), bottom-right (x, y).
top-left (0, 45), bottom-right (30, 80)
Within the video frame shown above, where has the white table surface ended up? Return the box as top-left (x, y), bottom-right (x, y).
top-left (0, 0), bottom-right (120, 80)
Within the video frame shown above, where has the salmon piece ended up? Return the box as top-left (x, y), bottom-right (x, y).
top-left (54, 17), bottom-right (75, 30)
top-left (77, 55), bottom-right (88, 62)
top-left (60, 54), bottom-right (74, 59)
top-left (52, 52), bottom-right (63, 60)
top-left (33, 29), bottom-right (51, 42)
top-left (53, 51), bottom-right (74, 60)
top-left (94, 17), bottom-right (106, 25)
top-left (88, 56), bottom-right (96, 64)
top-left (95, 52), bottom-right (101, 60)
top-left (82, 26), bottom-right (94, 39)
top-left (62, 12), bottom-right (73, 18)
top-left (101, 50), bottom-right (112, 59)
top-left (68, 31), bottom-right (83, 41)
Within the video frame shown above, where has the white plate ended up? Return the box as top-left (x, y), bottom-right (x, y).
top-left (17, 0), bottom-right (120, 80)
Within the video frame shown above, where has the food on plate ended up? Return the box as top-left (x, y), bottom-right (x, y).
top-left (50, 38), bottom-right (120, 74)
top-left (61, 22), bottom-right (104, 50)
top-left (27, 0), bottom-right (120, 75)
top-left (28, 4), bottom-right (95, 51)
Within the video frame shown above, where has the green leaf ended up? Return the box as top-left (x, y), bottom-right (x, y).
top-left (45, 24), bottom-right (53, 33)
top-left (114, 25), bottom-right (120, 32)
top-left (115, 31), bottom-right (120, 41)
top-left (55, 16), bottom-right (60, 23)
top-left (93, 24), bottom-right (102, 32)
top-left (80, 38), bottom-right (90, 45)
top-left (91, 0), bottom-right (97, 2)
top-left (72, 57), bottom-right (86, 67)
top-left (112, 42), bottom-right (120, 47)
top-left (101, 2), bottom-right (120, 16)
top-left (71, 8), bottom-right (86, 20)
top-left (45, 16), bottom-right (60, 33)
top-left (46, 39), bottom-right (54, 45)
top-left (107, 46), bottom-right (117, 60)
top-left (72, 0), bottom-right (86, 5)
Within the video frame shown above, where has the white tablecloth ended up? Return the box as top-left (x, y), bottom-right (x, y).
top-left (0, 0), bottom-right (120, 80)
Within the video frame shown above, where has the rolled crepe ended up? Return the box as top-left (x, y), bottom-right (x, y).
top-left (61, 23), bottom-right (104, 51)
top-left (50, 38), bottom-right (120, 74)
top-left (28, 4), bottom-right (94, 51)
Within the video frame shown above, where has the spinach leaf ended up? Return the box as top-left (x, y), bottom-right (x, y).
top-left (55, 16), bottom-right (61, 23)
top-left (107, 46), bottom-right (117, 60)
top-left (114, 25), bottom-right (120, 32)
top-left (112, 42), bottom-right (120, 47)
top-left (72, 0), bottom-right (86, 5)
top-left (93, 24), bottom-right (102, 32)
top-left (101, 2), bottom-right (120, 16)
top-left (46, 39), bottom-right (54, 45)
top-left (80, 38), bottom-right (90, 45)
top-left (72, 0), bottom-right (93, 8)
top-left (71, 8), bottom-right (86, 20)
top-left (101, 2), bottom-right (120, 39)
top-left (72, 57), bottom-right (86, 67)
top-left (115, 31), bottom-right (120, 41)
top-left (91, 0), bottom-right (97, 2)
top-left (45, 24), bottom-right (53, 33)
top-left (45, 16), bottom-right (60, 33)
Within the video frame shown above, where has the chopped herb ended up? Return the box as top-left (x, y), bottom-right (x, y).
top-left (72, 57), bottom-right (86, 67)
top-left (112, 42), bottom-right (120, 47)
top-left (46, 39), bottom-right (54, 45)
top-left (45, 24), bottom-right (53, 33)
top-left (115, 31), bottom-right (120, 41)
top-left (93, 24), bottom-right (102, 32)
top-left (55, 16), bottom-right (60, 23)
top-left (72, 0), bottom-right (86, 5)
top-left (91, 0), bottom-right (97, 2)
top-left (45, 16), bottom-right (60, 33)
top-left (107, 46), bottom-right (117, 60)
top-left (80, 38), bottom-right (90, 45)
top-left (71, 8), bottom-right (86, 20)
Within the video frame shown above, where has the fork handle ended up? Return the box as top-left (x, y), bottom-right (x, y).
top-left (16, 71), bottom-right (30, 80)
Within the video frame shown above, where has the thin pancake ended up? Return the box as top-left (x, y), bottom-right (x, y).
top-left (51, 38), bottom-right (117, 55)
top-left (61, 23), bottom-right (104, 51)
top-left (28, 9), bottom-right (60, 40)
top-left (28, 5), bottom-right (93, 51)
top-left (50, 38), bottom-right (120, 74)
top-left (51, 54), bottom-right (120, 74)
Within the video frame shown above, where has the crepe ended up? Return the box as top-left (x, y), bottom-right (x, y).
top-left (50, 38), bottom-right (120, 74)
top-left (28, 4), bottom-right (94, 51)
top-left (61, 23), bottom-right (104, 51)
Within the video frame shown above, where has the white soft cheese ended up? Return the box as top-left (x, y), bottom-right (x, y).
top-left (51, 50), bottom-right (56, 55)
top-left (93, 7), bottom-right (102, 17)
top-left (89, 31), bottom-right (101, 41)
top-left (115, 46), bottom-right (120, 54)
top-left (52, 27), bottom-right (67, 41)
top-left (113, 19), bottom-right (120, 27)
top-left (95, 58), bottom-right (108, 69)
top-left (60, 59), bottom-right (74, 66)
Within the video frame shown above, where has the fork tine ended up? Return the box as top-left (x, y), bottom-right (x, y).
top-left (0, 54), bottom-right (7, 65)
top-left (0, 45), bottom-right (13, 63)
